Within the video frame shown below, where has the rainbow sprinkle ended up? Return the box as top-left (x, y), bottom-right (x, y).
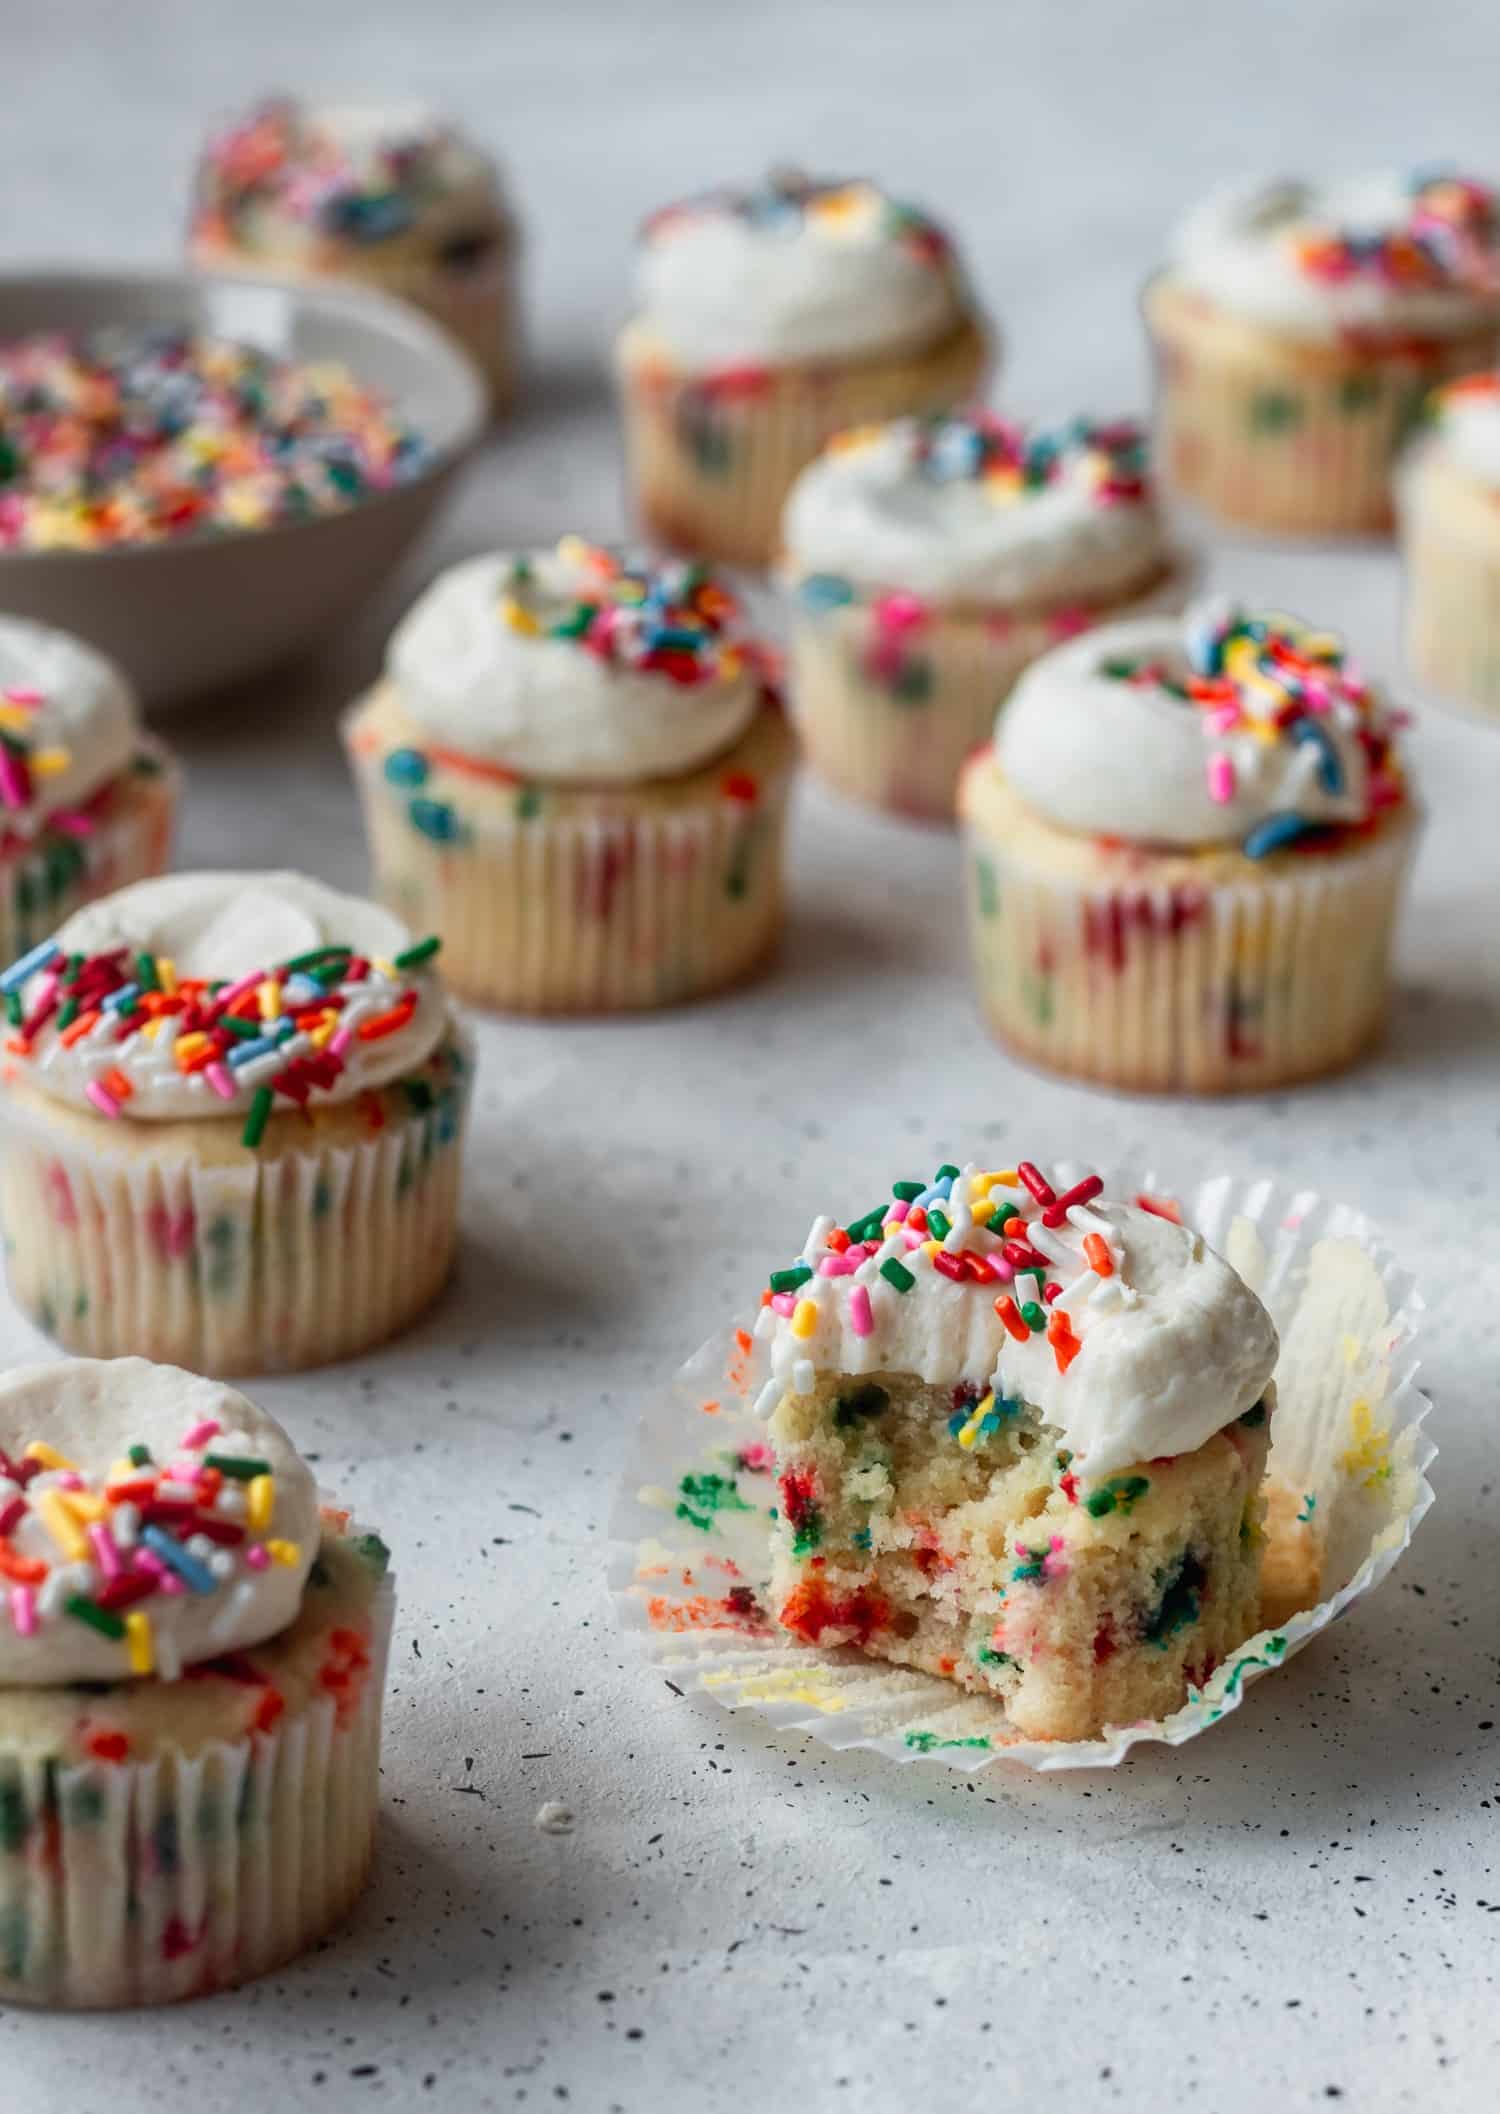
top-left (1293, 170), bottom-right (1499, 294)
top-left (644, 174), bottom-right (952, 265)
top-left (830, 412), bottom-right (1149, 507)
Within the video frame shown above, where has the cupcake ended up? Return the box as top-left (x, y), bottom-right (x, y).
top-left (343, 538), bottom-right (797, 1012)
top-left (188, 97), bottom-right (521, 411)
top-left (615, 173), bottom-right (991, 567)
top-left (781, 413), bottom-right (1182, 821)
top-left (754, 1154), bottom-right (1278, 1741)
top-left (1399, 371), bottom-right (1500, 719)
top-left (1145, 171), bottom-right (1500, 534)
top-left (0, 1356), bottom-right (392, 2006)
top-left (0, 617), bottom-right (177, 957)
top-left (0, 871), bottom-right (471, 1371)
top-left (958, 602), bottom-right (1417, 1093)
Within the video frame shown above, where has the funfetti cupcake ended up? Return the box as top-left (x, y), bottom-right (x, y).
top-left (188, 97), bottom-right (521, 411)
top-left (615, 173), bottom-right (991, 567)
top-left (1399, 371), bottom-right (1500, 720)
top-left (343, 538), bottom-right (797, 1012)
top-left (0, 618), bottom-right (177, 958)
top-left (0, 1356), bottom-right (392, 2007)
top-left (958, 601), bottom-right (1417, 1093)
top-left (0, 871), bottom-right (471, 1372)
top-left (781, 413), bottom-right (1183, 822)
top-left (1145, 171), bottom-right (1500, 534)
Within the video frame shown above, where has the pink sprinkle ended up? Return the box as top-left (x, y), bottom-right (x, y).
top-left (819, 1255), bottom-right (855, 1277)
top-left (181, 1418), bottom-right (221, 1449)
top-left (1208, 704), bottom-right (1239, 734)
top-left (991, 1256), bottom-right (1015, 1282)
top-left (215, 970), bottom-right (261, 1009)
top-left (205, 1061), bottom-right (237, 1101)
top-left (134, 1549), bottom-right (166, 1576)
top-left (84, 1079), bottom-right (121, 1119)
top-left (156, 1570), bottom-right (186, 1598)
top-left (329, 1025), bottom-right (354, 1058)
top-left (1207, 754), bottom-right (1236, 805)
top-left (887, 1199), bottom-right (910, 1223)
top-left (10, 1587), bottom-right (35, 1637)
top-left (46, 811), bottom-right (95, 838)
top-left (56, 1471), bottom-right (84, 1491)
top-left (849, 1286), bottom-right (874, 1338)
top-left (168, 1456), bottom-right (204, 1484)
top-left (87, 1522), bottom-right (122, 1582)
top-left (0, 748), bottom-right (29, 812)
top-left (874, 591), bottom-right (926, 636)
top-left (770, 1292), bottom-right (796, 1318)
top-left (903, 1230), bottom-right (925, 1251)
top-left (244, 1544), bottom-right (270, 1572)
top-left (4, 688), bottom-right (42, 708)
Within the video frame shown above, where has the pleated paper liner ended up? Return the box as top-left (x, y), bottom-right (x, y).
top-left (609, 1167), bottom-right (1435, 1773)
top-left (0, 1538), bottom-right (392, 2008)
top-left (0, 741), bottom-right (179, 967)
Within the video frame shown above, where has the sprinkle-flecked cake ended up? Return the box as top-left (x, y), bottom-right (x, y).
top-left (0, 1357), bottom-right (392, 2006)
top-left (755, 1157), bottom-right (1279, 1742)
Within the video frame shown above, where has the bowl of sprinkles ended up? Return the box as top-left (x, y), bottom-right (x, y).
top-left (0, 268), bottom-right (485, 707)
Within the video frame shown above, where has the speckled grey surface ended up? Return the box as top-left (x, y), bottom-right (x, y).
top-left (1, 3), bottom-right (1498, 2107)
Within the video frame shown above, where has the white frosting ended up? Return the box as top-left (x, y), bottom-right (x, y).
top-left (0, 618), bottom-right (139, 839)
top-left (995, 608), bottom-right (1386, 849)
top-left (12, 871), bottom-right (446, 1121)
top-left (1426, 377), bottom-right (1500, 485)
top-left (783, 417), bottom-right (1166, 606)
top-left (755, 1171), bottom-right (1277, 1479)
top-left (1168, 173), bottom-right (1500, 341)
top-left (387, 550), bottom-right (761, 784)
top-left (635, 179), bottom-right (967, 367)
top-left (0, 1359), bottom-right (318, 1686)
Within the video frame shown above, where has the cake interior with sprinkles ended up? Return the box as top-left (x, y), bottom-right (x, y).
top-left (756, 1158), bottom-right (1280, 1740)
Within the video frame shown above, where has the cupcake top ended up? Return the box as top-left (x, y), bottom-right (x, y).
top-left (0, 871), bottom-right (447, 1137)
top-left (752, 1157), bottom-right (1277, 1479)
top-left (634, 173), bottom-right (970, 368)
top-left (1167, 170), bottom-right (1500, 340)
top-left (783, 414), bottom-right (1165, 607)
top-left (1417, 370), bottom-right (1500, 486)
top-left (386, 538), bottom-right (775, 784)
top-left (0, 617), bottom-right (140, 840)
top-left (190, 96), bottom-right (504, 259)
top-left (996, 602), bottom-right (1408, 856)
top-left (0, 1358), bottom-right (319, 1686)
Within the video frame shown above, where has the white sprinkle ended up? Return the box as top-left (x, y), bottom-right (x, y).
top-left (1068, 1205), bottom-right (1113, 1237)
top-left (112, 1502), bottom-right (139, 1547)
top-left (155, 1632), bottom-right (183, 1683)
top-left (752, 1378), bottom-right (782, 1421)
top-left (801, 1215), bottom-right (836, 1261)
top-left (1054, 1272), bottom-right (1094, 1312)
top-left (792, 1358), bottom-right (816, 1397)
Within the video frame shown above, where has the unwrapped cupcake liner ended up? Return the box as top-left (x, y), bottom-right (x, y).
top-left (1145, 283), bottom-right (1496, 535)
top-left (616, 315), bottom-right (990, 568)
top-left (609, 1166), bottom-right (1435, 1773)
top-left (963, 812), bottom-right (1417, 1093)
top-left (347, 743), bottom-right (794, 1014)
top-left (1399, 466), bottom-right (1500, 724)
top-left (0, 1572), bottom-right (392, 2007)
top-left (0, 745), bottom-right (178, 970)
top-left (0, 1036), bottom-right (472, 1374)
top-left (786, 565), bottom-right (1190, 823)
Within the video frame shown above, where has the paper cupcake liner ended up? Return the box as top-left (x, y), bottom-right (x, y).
top-left (1399, 468), bottom-right (1500, 724)
top-left (616, 314), bottom-right (990, 568)
top-left (0, 1569), bottom-right (392, 2007)
top-left (346, 742), bottom-right (795, 1014)
top-left (608, 1166), bottom-right (1435, 1773)
top-left (785, 565), bottom-right (1190, 823)
top-left (0, 745), bottom-right (178, 970)
top-left (0, 1035), bottom-right (472, 1374)
top-left (1145, 283), bottom-right (1496, 535)
top-left (962, 810), bottom-right (1417, 1093)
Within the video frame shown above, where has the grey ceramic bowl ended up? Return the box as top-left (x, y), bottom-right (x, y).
top-left (0, 267), bottom-right (486, 711)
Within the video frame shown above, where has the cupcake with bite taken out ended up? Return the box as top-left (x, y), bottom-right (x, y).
top-left (616, 173), bottom-right (991, 567)
top-left (1399, 370), bottom-right (1500, 719)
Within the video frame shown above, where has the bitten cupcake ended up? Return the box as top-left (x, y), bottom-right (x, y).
top-left (615, 174), bottom-right (991, 567)
top-left (343, 538), bottom-right (797, 1012)
top-left (0, 871), bottom-right (471, 1371)
top-left (0, 1357), bottom-right (392, 2007)
top-left (1399, 371), bottom-right (1500, 720)
top-left (959, 602), bottom-right (1417, 1092)
top-left (1145, 171), bottom-right (1500, 534)
top-left (0, 617), bottom-right (177, 959)
top-left (781, 413), bottom-right (1181, 821)
top-left (188, 97), bottom-right (522, 410)
top-left (754, 1154), bottom-right (1278, 1741)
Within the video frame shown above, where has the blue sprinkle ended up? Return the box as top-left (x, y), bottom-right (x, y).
top-left (1242, 812), bottom-right (1314, 860)
top-left (383, 748), bottom-right (430, 788)
top-left (227, 1034), bottom-right (279, 1067)
top-left (797, 572), bottom-right (856, 613)
top-left (409, 797), bottom-right (467, 845)
top-left (141, 1525), bottom-right (216, 1595)
top-left (0, 940), bottom-right (60, 994)
top-left (102, 983), bottom-right (139, 1013)
top-left (1290, 719), bottom-right (1344, 794)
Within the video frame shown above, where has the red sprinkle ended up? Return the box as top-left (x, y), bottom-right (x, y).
top-left (1017, 1160), bottom-right (1056, 1207)
top-left (1041, 1174), bottom-right (1103, 1228)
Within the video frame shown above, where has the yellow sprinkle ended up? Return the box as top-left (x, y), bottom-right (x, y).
top-left (60, 1489), bottom-right (105, 1524)
top-left (921, 1240), bottom-right (941, 1259)
top-left (173, 1030), bottom-right (211, 1067)
top-left (499, 594), bottom-right (541, 637)
top-left (1341, 1333), bottom-right (1363, 1367)
top-left (309, 1012), bottom-right (339, 1049)
top-left (1338, 1398), bottom-right (1393, 1489)
top-left (24, 1440), bottom-right (75, 1472)
top-left (957, 1392), bottom-right (995, 1450)
top-left (124, 1610), bottom-right (154, 1676)
top-left (35, 1489), bottom-right (88, 1563)
top-left (247, 1474), bottom-right (275, 1532)
top-left (790, 1298), bottom-right (818, 1340)
top-left (0, 706), bottom-right (30, 731)
top-left (29, 748), bottom-right (72, 777)
top-left (265, 1539), bottom-right (301, 1567)
top-left (372, 956), bottom-right (398, 981)
top-left (157, 958), bottom-right (177, 996)
top-left (992, 1169), bottom-right (1019, 1188)
top-left (141, 1017), bottom-right (167, 1042)
top-left (108, 1458), bottom-right (136, 1483)
top-left (257, 978), bottom-right (282, 1022)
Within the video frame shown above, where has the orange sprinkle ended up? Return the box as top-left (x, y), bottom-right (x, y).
top-left (357, 997), bottom-right (416, 1042)
top-left (101, 1067), bottom-right (133, 1103)
top-left (994, 1295), bottom-right (1029, 1344)
top-left (0, 1539), bottom-right (46, 1585)
top-left (59, 1009), bottom-right (100, 1047)
top-left (1083, 1232), bottom-right (1114, 1277)
top-left (1047, 1310), bottom-right (1081, 1374)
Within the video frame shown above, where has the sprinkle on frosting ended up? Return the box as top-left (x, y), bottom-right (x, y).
top-left (498, 537), bottom-right (768, 689)
top-left (1292, 170), bottom-right (1499, 293)
top-left (644, 172), bottom-right (950, 262)
top-left (1417, 368), bottom-right (1500, 487)
top-left (827, 412), bottom-right (1147, 503)
top-left (0, 330), bottom-right (429, 551)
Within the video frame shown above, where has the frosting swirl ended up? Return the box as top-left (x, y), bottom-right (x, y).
top-left (752, 1158), bottom-right (1277, 1480)
top-left (0, 1358), bottom-right (319, 1686)
top-left (995, 602), bottom-right (1407, 855)
top-left (0, 617), bottom-right (139, 840)
top-left (386, 540), bottom-right (770, 784)
top-left (635, 175), bottom-right (969, 367)
top-left (1, 871), bottom-right (447, 1127)
top-left (1167, 172), bottom-right (1500, 341)
top-left (784, 414), bottom-right (1166, 606)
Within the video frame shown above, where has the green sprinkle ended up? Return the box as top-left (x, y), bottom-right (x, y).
top-left (241, 1086), bottom-right (273, 1150)
top-left (351, 1532), bottom-right (391, 1578)
top-left (127, 1444), bottom-right (152, 1468)
top-left (933, 1163), bottom-right (960, 1182)
top-left (3, 992), bottom-right (18, 1028)
top-left (217, 1014), bottom-right (262, 1041)
top-left (1020, 1300), bottom-right (1046, 1333)
top-left (768, 1265), bottom-right (813, 1295)
top-left (65, 1594), bottom-right (125, 1641)
top-left (987, 1202), bottom-right (1018, 1233)
top-left (134, 953), bottom-right (158, 992)
top-left (1087, 1474), bottom-right (1151, 1519)
top-left (393, 935), bottom-right (442, 971)
top-left (891, 1181), bottom-right (924, 1202)
top-left (845, 1209), bottom-right (888, 1243)
top-left (56, 997), bottom-right (78, 1031)
top-left (203, 1452), bottom-right (271, 1481)
top-left (904, 1731), bottom-right (992, 1754)
top-left (927, 1207), bottom-right (951, 1241)
top-left (676, 1472), bottom-right (752, 1532)
top-left (880, 1258), bottom-right (915, 1293)
top-left (282, 945), bottom-right (351, 973)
